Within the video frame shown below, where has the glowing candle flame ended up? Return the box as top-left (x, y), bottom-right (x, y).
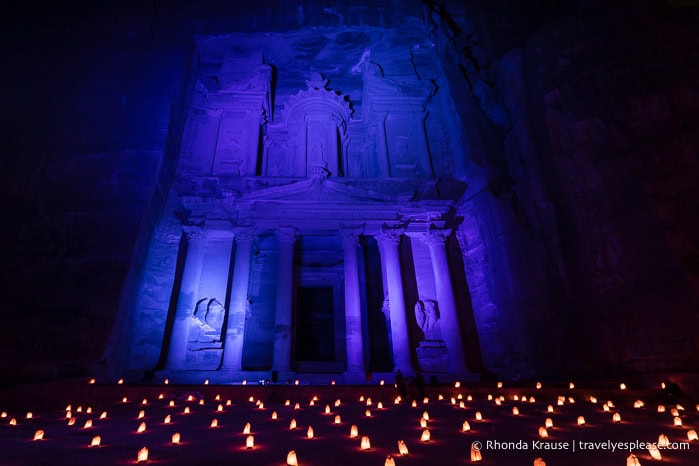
top-left (536, 382), bottom-right (542, 389)
top-left (438, 394), bottom-right (444, 400)
top-left (171, 433), bottom-right (180, 444)
top-left (422, 411), bottom-right (429, 421)
top-left (420, 429), bottom-right (430, 442)
top-left (648, 444), bottom-right (662, 460)
top-left (569, 382), bottom-right (575, 389)
top-left (497, 381), bottom-right (503, 388)
top-left (626, 454), bottom-right (641, 466)
top-left (242, 380), bottom-right (247, 385)
top-left (164, 378), bottom-right (169, 384)
top-left (462, 421), bottom-right (471, 432)
top-left (158, 394), bottom-right (164, 400)
top-left (470, 444), bottom-right (483, 462)
top-left (137, 421), bottom-right (146, 433)
top-left (289, 418), bottom-right (296, 430)
top-left (612, 412), bottom-right (621, 422)
top-left (577, 416), bottom-right (585, 426)
top-left (84, 419), bottom-right (93, 429)
top-left (307, 426), bottom-right (314, 439)
top-left (118, 379), bottom-right (124, 385)
top-left (33, 430), bottom-right (44, 441)
top-left (122, 397), bottom-right (128, 403)
top-left (398, 439), bottom-right (409, 455)
top-left (360, 435), bottom-right (371, 450)
top-left (286, 450), bottom-right (298, 466)
top-left (475, 411), bottom-right (482, 421)
top-left (272, 411), bottom-right (278, 420)
top-left (137, 447), bottom-right (148, 463)
top-left (142, 399), bottom-right (148, 405)
top-left (199, 400), bottom-right (204, 406)
top-left (243, 422), bottom-right (251, 435)
top-left (603, 404), bottom-right (610, 412)
top-left (246, 435), bottom-right (254, 449)
top-left (66, 411), bottom-right (72, 419)
top-left (538, 426), bottom-right (548, 438)
top-left (350, 424), bottom-right (359, 438)
top-left (164, 415), bottom-right (171, 424)
top-left (90, 435), bottom-right (101, 447)
top-left (89, 378), bottom-right (96, 384)
top-left (455, 381), bottom-right (461, 388)
top-left (334, 415), bottom-right (341, 424)
top-left (620, 383), bottom-right (627, 390)
top-left (545, 418), bottom-right (553, 428)
top-left (226, 400), bottom-right (231, 406)
top-left (210, 419), bottom-right (218, 428)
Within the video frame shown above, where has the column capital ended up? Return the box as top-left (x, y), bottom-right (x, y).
top-left (233, 227), bottom-right (255, 243)
top-left (276, 226), bottom-right (299, 245)
top-left (340, 225), bottom-right (363, 244)
top-left (376, 229), bottom-right (403, 247)
top-left (182, 225), bottom-right (207, 241)
top-left (421, 228), bottom-right (452, 246)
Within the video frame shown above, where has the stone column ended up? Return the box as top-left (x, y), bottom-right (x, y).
top-left (221, 228), bottom-right (255, 371)
top-left (165, 226), bottom-right (207, 370)
top-left (272, 227), bottom-right (297, 372)
top-left (377, 231), bottom-right (412, 374)
top-left (424, 229), bottom-right (467, 374)
top-left (341, 228), bottom-right (365, 374)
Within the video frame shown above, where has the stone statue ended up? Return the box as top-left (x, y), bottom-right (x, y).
top-left (414, 299), bottom-right (441, 341)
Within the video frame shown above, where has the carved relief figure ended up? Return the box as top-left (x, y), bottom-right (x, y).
top-left (414, 299), bottom-right (442, 341)
top-left (189, 298), bottom-right (226, 342)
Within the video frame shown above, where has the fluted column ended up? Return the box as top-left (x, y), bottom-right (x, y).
top-left (272, 227), bottom-right (298, 372)
top-left (221, 227), bottom-right (254, 371)
top-left (424, 229), bottom-right (467, 373)
top-left (377, 230), bottom-right (412, 374)
top-left (165, 226), bottom-right (207, 370)
top-left (342, 228), bottom-right (364, 373)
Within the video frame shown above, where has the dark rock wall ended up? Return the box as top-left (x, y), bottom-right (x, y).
top-left (1, 0), bottom-right (697, 386)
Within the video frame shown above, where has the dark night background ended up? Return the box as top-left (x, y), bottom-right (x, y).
top-left (0, 0), bottom-right (698, 390)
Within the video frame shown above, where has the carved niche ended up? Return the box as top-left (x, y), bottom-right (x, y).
top-left (282, 73), bottom-right (352, 178)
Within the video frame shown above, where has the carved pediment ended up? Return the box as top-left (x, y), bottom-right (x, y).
top-left (241, 177), bottom-right (413, 203)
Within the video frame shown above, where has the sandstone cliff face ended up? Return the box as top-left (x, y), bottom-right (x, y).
top-left (1, 0), bottom-right (697, 385)
top-left (434, 0), bottom-right (699, 376)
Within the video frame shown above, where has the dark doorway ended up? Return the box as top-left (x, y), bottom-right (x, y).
top-left (295, 286), bottom-right (335, 361)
